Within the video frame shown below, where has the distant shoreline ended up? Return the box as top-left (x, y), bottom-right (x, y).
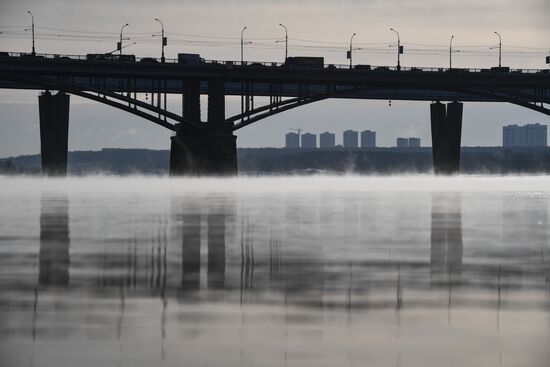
top-left (2, 147), bottom-right (550, 175)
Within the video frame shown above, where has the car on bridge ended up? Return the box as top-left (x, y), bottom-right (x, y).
top-left (139, 57), bottom-right (158, 63)
top-left (247, 62), bottom-right (269, 68)
top-left (354, 64), bottom-right (371, 71)
top-left (490, 66), bottom-right (510, 73)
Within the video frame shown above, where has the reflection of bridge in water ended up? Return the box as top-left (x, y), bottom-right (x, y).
top-left (1, 53), bottom-right (550, 175)
top-left (25, 193), bottom-right (550, 314)
top-left (0, 190), bottom-right (547, 354)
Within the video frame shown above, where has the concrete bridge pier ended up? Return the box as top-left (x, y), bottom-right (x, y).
top-left (430, 102), bottom-right (463, 175)
top-left (170, 79), bottom-right (237, 176)
top-left (38, 91), bottom-right (70, 176)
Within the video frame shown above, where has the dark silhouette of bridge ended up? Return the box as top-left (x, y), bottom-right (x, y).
top-left (1, 52), bottom-right (549, 175)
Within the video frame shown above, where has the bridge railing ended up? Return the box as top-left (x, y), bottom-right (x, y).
top-left (2, 52), bottom-right (548, 74)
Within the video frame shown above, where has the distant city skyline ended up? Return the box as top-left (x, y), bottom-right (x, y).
top-left (1, 0), bottom-right (549, 157)
top-left (285, 129), bottom-right (426, 148)
top-left (284, 124), bottom-right (549, 149)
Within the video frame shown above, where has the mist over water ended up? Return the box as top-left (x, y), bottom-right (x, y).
top-left (1, 175), bottom-right (549, 367)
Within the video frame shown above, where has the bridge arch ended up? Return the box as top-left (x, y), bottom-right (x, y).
top-left (228, 85), bottom-right (550, 130)
top-left (0, 72), bottom-right (205, 131)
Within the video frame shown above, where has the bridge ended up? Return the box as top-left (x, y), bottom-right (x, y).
top-left (1, 52), bottom-right (549, 175)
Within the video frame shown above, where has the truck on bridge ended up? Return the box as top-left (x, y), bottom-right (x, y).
top-left (284, 56), bottom-right (324, 68)
top-left (178, 53), bottom-right (205, 65)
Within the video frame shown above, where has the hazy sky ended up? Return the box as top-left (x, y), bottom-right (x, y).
top-left (0, 0), bottom-right (549, 157)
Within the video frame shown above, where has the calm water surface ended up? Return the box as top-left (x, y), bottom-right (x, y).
top-left (0, 176), bottom-right (549, 367)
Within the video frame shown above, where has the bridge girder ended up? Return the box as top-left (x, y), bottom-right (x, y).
top-left (0, 72), bottom-right (205, 131)
top-left (1, 71), bottom-right (549, 132)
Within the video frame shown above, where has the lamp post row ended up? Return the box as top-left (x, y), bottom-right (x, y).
top-left (19, 14), bottom-right (520, 68)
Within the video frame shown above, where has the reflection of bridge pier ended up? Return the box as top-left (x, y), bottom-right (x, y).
top-left (181, 214), bottom-right (201, 290)
top-left (430, 102), bottom-right (463, 175)
top-left (39, 195), bottom-right (70, 285)
top-left (430, 193), bottom-right (463, 273)
top-left (177, 199), bottom-right (231, 291)
top-left (207, 214), bottom-right (226, 289)
top-left (170, 79), bottom-right (237, 176)
top-left (38, 91), bottom-right (70, 176)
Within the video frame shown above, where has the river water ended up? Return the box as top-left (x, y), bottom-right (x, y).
top-left (0, 176), bottom-right (549, 367)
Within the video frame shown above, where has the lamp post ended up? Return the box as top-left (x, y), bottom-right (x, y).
top-left (349, 32), bottom-right (356, 69)
top-left (241, 26), bottom-right (247, 65)
top-left (119, 23), bottom-right (129, 56)
top-left (155, 18), bottom-right (166, 63)
top-left (449, 35), bottom-right (454, 69)
top-left (494, 31), bottom-right (502, 68)
top-left (390, 28), bottom-right (401, 71)
top-left (27, 11), bottom-right (35, 56)
top-left (279, 23), bottom-right (288, 61)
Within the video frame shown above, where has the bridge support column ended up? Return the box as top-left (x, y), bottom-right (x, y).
top-left (169, 125), bottom-right (237, 176)
top-left (430, 102), bottom-right (463, 175)
top-left (183, 79), bottom-right (201, 122)
top-left (170, 79), bottom-right (237, 176)
top-left (39, 91), bottom-right (70, 176)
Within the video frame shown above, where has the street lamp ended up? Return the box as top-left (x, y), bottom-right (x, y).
top-left (494, 31), bottom-right (502, 68)
top-left (27, 10), bottom-right (35, 56)
top-left (119, 23), bottom-right (129, 56)
top-left (390, 28), bottom-right (402, 71)
top-left (279, 23), bottom-right (288, 61)
top-left (155, 18), bottom-right (166, 63)
top-left (241, 26), bottom-right (247, 65)
top-left (449, 35), bottom-right (454, 69)
top-left (349, 33), bottom-right (356, 69)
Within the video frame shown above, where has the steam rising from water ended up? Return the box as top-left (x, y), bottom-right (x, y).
top-left (2, 174), bottom-right (550, 194)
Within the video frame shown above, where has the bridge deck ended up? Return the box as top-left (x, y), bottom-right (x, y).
top-left (1, 52), bottom-right (549, 102)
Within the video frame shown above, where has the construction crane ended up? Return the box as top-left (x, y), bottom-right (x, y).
top-left (290, 128), bottom-right (302, 139)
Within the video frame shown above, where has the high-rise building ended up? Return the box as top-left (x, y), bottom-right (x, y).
top-left (301, 133), bottom-right (317, 148)
top-left (319, 131), bottom-right (336, 148)
top-left (396, 137), bottom-right (409, 148)
top-left (285, 132), bottom-right (300, 148)
top-left (408, 137), bottom-right (421, 148)
top-left (503, 125), bottom-right (523, 147)
top-left (525, 124), bottom-right (547, 146)
top-left (343, 130), bottom-right (359, 148)
top-left (361, 130), bottom-right (376, 148)
top-left (503, 124), bottom-right (547, 147)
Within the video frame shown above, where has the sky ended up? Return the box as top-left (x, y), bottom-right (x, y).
top-left (0, 0), bottom-right (549, 157)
